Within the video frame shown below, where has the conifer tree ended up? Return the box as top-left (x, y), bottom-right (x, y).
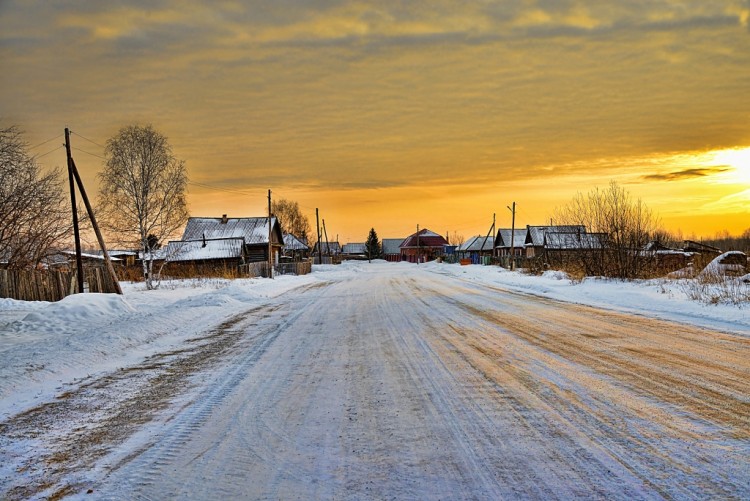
top-left (365, 227), bottom-right (381, 262)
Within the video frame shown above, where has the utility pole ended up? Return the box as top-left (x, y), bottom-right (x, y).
top-left (69, 158), bottom-right (123, 295)
top-left (315, 208), bottom-right (321, 264)
top-left (508, 202), bottom-right (516, 271)
top-left (416, 224), bottom-right (420, 264)
top-left (322, 219), bottom-right (330, 257)
top-left (482, 213), bottom-right (495, 265)
top-left (268, 189), bottom-right (273, 279)
top-left (64, 128), bottom-right (84, 293)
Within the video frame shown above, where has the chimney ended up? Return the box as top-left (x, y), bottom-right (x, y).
top-left (221, 214), bottom-right (228, 224)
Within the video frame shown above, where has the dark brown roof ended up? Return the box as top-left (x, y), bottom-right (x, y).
top-left (400, 229), bottom-right (449, 249)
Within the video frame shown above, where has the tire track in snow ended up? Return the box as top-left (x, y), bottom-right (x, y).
top-left (409, 272), bottom-right (749, 499)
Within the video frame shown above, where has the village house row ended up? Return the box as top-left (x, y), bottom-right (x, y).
top-left (55, 213), bottom-right (720, 277)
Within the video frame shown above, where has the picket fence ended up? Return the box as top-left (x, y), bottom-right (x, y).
top-left (0, 268), bottom-right (120, 302)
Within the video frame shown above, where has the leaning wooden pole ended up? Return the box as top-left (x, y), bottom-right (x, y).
top-left (268, 189), bottom-right (274, 279)
top-left (70, 158), bottom-right (123, 295)
top-left (64, 128), bottom-right (84, 293)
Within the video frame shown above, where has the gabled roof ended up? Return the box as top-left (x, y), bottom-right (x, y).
top-left (342, 243), bottom-right (366, 255)
top-left (164, 237), bottom-right (245, 262)
top-left (283, 233), bottom-right (309, 251)
top-left (494, 229), bottom-right (527, 249)
top-left (458, 235), bottom-right (494, 252)
top-left (682, 240), bottom-right (722, 254)
top-left (400, 229), bottom-right (449, 249)
top-left (544, 232), bottom-right (607, 250)
top-left (182, 216), bottom-right (282, 246)
top-left (313, 241), bottom-right (342, 255)
top-left (525, 225), bottom-right (587, 246)
top-left (382, 238), bottom-right (404, 255)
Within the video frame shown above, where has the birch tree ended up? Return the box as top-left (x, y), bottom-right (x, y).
top-left (0, 125), bottom-right (71, 268)
top-left (98, 125), bottom-right (188, 289)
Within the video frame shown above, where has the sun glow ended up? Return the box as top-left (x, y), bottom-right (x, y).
top-left (711, 147), bottom-right (750, 184)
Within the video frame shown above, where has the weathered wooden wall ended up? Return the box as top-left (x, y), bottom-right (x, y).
top-left (0, 268), bottom-right (120, 302)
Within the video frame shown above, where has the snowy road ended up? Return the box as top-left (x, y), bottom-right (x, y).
top-left (3, 264), bottom-right (749, 499)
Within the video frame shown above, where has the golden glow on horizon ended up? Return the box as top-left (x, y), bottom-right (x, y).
top-left (711, 147), bottom-right (750, 184)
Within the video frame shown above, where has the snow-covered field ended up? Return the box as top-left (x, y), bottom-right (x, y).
top-left (0, 262), bottom-right (750, 499)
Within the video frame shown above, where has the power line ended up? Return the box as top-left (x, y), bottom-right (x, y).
top-left (34, 144), bottom-right (64, 160)
top-left (71, 146), bottom-right (105, 160)
top-left (29, 134), bottom-right (63, 151)
top-left (70, 130), bottom-right (105, 149)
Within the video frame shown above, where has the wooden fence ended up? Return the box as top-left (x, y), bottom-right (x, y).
top-left (0, 268), bottom-right (121, 302)
top-left (239, 260), bottom-right (312, 278)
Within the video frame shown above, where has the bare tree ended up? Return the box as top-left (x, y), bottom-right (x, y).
top-left (0, 125), bottom-right (71, 269)
top-left (98, 125), bottom-right (188, 289)
top-left (271, 198), bottom-right (311, 243)
top-left (553, 181), bottom-right (660, 278)
top-left (447, 231), bottom-right (465, 247)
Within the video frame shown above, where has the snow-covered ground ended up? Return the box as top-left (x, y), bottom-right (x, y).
top-left (1, 261), bottom-right (748, 499)
top-left (2, 262), bottom-right (746, 421)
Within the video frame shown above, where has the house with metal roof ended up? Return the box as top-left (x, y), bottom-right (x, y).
top-left (282, 233), bottom-right (310, 261)
top-left (312, 241), bottom-right (342, 257)
top-left (457, 235), bottom-right (494, 264)
top-left (342, 242), bottom-right (366, 257)
top-left (163, 237), bottom-right (247, 264)
top-left (180, 215), bottom-right (284, 264)
top-left (400, 229), bottom-right (449, 263)
top-left (494, 229), bottom-right (527, 258)
top-left (382, 238), bottom-right (405, 262)
top-left (524, 225), bottom-right (587, 258)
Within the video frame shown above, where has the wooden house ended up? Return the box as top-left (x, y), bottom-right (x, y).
top-left (313, 241), bottom-right (342, 257)
top-left (342, 243), bottom-right (367, 259)
top-left (400, 229), bottom-right (449, 263)
top-left (524, 225), bottom-right (587, 258)
top-left (179, 215), bottom-right (284, 264)
top-left (282, 234), bottom-right (310, 261)
top-left (457, 235), bottom-right (494, 264)
top-left (161, 237), bottom-right (248, 275)
top-left (494, 228), bottom-right (527, 268)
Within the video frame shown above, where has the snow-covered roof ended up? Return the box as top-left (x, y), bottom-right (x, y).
top-left (60, 251), bottom-right (122, 262)
top-left (342, 243), bottom-right (366, 255)
top-left (313, 241), bottom-right (342, 255)
top-left (458, 235), bottom-right (494, 252)
top-left (182, 216), bottom-right (279, 246)
top-left (381, 238), bottom-right (404, 255)
top-left (164, 238), bottom-right (245, 262)
top-left (283, 234), bottom-right (309, 251)
top-left (494, 229), bottom-right (527, 249)
top-left (525, 225), bottom-right (587, 246)
top-left (544, 232), bottom-right (607, 250)
top-left (700, 251), bottom-right (748, 277)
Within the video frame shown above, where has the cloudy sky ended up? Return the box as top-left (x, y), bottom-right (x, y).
top-left (1, 1), bottom-right (749, 242)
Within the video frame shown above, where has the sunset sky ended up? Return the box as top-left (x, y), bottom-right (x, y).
top-left (1, 1), bottom-right (749, 244)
